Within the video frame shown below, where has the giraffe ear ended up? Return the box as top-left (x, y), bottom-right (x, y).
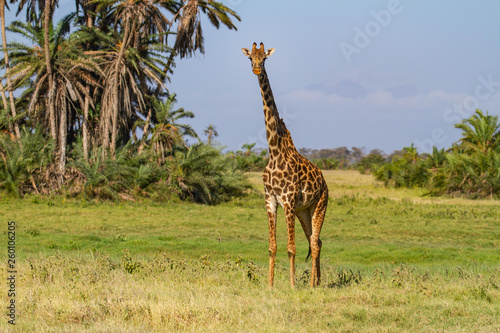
top-left (265, 48), bottom-right (275, 58)
top-left (242, 48), bottom-right (251, 57)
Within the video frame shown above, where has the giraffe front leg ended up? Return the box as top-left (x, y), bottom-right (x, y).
top-left (284, 204), bottom-right (296, 288)
top-left (265, 194), bottom-right (278, 288)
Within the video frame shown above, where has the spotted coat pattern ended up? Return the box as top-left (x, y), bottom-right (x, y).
top-left (242, 43), bottom-right (329, 288)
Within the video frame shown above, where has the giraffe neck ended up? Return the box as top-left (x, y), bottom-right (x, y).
top-left (258, 68), bottom-right (286, 157)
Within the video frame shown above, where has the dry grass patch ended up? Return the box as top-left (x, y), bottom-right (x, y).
top-left (1, 253), bottom-right (498, 332)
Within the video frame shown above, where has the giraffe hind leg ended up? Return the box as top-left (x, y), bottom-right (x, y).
top-left (310, 189), bottom-right (328, 287)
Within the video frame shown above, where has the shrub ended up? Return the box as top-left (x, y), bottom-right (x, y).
top-left (0, 127), bottom-right (55, 197)
top-left (373, 145), bottom-right (430, 188)
top-left (373, 110), bottom-right (500, 199)
top-left (172, 143), bottom-right (251, 204)
top-left (435, 150), bottom-right (500, 198)
top-left (355, 151), bottom-right (386, 174)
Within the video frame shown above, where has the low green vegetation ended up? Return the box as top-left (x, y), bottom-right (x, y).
top-left (373, 110), bottom-right (500, 199)
top-left (0, 129), bottom-right (250, 204)
top-left (1, 171), bottom-right (498, 332)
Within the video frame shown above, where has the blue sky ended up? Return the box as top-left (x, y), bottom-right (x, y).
top-left (169, 0), bottom-right (500, 153)
top-left (5, 0), bottom-right (500, 154)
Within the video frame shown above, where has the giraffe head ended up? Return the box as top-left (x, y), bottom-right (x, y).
top-left (242, 42), bottom-right (275, 75)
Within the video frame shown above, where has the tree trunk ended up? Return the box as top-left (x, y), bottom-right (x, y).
top-left (110, 20), bottom-right (132, 155)
top-left (83, 89), bottom-right (90, 162)
top-left (0, 81), bottom-right (12, 134)
top-left (43, 0), bottom-right (61, 184)
top-left (43, 0), bottom-right (57, 141)
top-left (138, 107), bottom-right (152, 154)
top-left (82, 0), bottom-right (94, 162)
top-left (0, 0), bottom-right (20, 139)
top-left (102, 94), bottom-right (110, 155)
top-left (59, 95), bottom-right (67, 180)
top-left (84, 0), bottom-right (96, 28)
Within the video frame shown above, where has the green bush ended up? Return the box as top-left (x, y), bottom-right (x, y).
top-left (230, 144), bottom-right (268, 172)
top-left (374, 145), bottom-right (430, 188)
top-left (373, 110), bottom-right (500, 199)
top-left (0, 128), bottom-right (55, 197)
top-left (1, 132), bottom-right (249, 204)
top-left (311, 157), bottom-right (341, 170)
top-left (173, 143), bottom-right (251, 204)
top-left (355, 151), bottom-right (386, 174)
top-left (432, 150), bottom-right (500, 198)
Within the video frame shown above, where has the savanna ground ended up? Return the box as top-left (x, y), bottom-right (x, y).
top-left (1, 170), bottom-right (499, 332)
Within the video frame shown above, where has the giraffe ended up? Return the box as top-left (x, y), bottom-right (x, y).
top-left (242, 42), bottom-right (329, 288)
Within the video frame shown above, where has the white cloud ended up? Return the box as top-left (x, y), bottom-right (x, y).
top-left (280, 85), bottom-right (478, 117)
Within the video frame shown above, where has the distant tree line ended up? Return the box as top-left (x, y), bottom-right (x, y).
top-left (233, 109), bottom-right (500, 199)
top-left (299, 146), bottom-right (383, 170)
top-left (231, 145), bottom-right (386, 172)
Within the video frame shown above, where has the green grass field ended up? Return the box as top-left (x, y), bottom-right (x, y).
top-left (1, 170), bottom-right (499, 332)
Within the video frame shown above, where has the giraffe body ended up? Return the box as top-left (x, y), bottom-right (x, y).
top-left (242, 43), bottom-right (328, 288)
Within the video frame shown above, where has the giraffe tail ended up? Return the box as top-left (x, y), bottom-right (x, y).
top-left (305, 246), bottom-right (312, 262)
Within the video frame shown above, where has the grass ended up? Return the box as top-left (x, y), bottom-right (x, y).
top-left (1, 170), bottom-right (499, 332)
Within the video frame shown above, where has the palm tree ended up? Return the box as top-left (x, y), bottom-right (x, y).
top-left (145, 94), bottom-right (197, 163)
top-left (4, 18), bottom-right (49, 125)
top-left (42, 0), bottom-right (57, 141)
top-left (16, 0), bottom-right (47, 22)
top-left (0, 0), bottom-right (21, 139)
top-left (3, 0), bottom-right (241, 174)
top-left (155, 0), bottom-right (240, 87)
top-left (4, 15), bottom-right (102, 175)
top-left (241, 142), bottom-right (255, 156)
top-left (0, 82), bottom-right (8, 132)
top-left (7, 0), bottom-right (62, 144)
top-left (173, 142), bottom-right (249, 204)
top-left (0, 125), bottom-right (55, 197)
top-left (13, 0), bottom-right (59, 142)
top-left (173, 0), bottom-right (240, 58)
top-left (203, 124), bottom-right (218, 144)
top-left (76, 0), bottom-right (98, 28)
top-left (95, 28), bottom-right (173, 154)
top-left (157, 94), bottom-right (197, 138)
top-left (426, 146), bottom-right (447, 170)
top-left (77, 0), bottom-right (174, 158)
top-left (83, 0), bottom-right (239, 154)
top-left (402, 144), bottom-right (419, 164)
top-left (75, 2), bottom-right (99, 161)
top-left (455, 109), bottom-right (500, 154)
top-left (93, 0), bottom-right (178, 154)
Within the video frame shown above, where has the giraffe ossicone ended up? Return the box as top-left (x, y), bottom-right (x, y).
top-left (242, 42), bottom-right (329, 288)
